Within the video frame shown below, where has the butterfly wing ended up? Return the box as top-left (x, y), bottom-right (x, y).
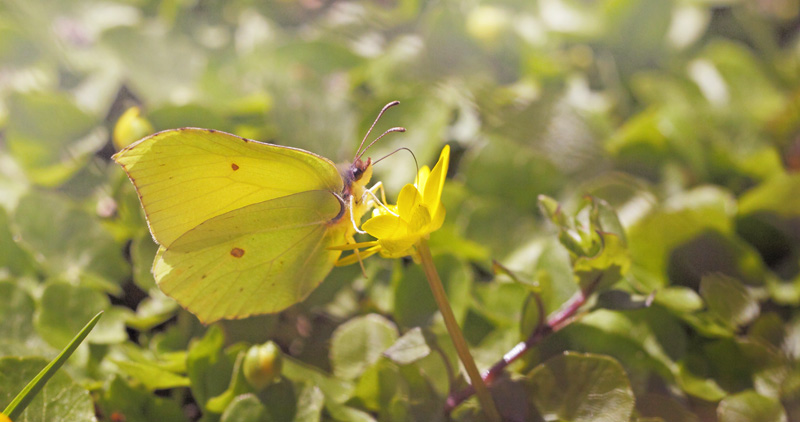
top-left (113, 128), bottom-right (343, 247)
top-left (154, 190), bottom-right (347, 323)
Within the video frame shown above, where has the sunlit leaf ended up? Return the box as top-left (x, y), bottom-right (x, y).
top-left (700, 274), bottom-right (759, 328)
top-left (383, 327), bottom-right (431, 365)
top-left (97, 376), bottom-right (186, 422)
top-left (525, 352), bottom-right (635, 422)
top-left (13, 192), bottom-right (128, 289)
top-left (5, 92), bottom-right (104, 186)
top-left (0, 357), bottom-right (95, 422)
top-left (330, 314), bottom-right (399, 380)
top-left (34, 282), bottom-right (126, 349)
top-left (717, 390), bottom-right (787, 422)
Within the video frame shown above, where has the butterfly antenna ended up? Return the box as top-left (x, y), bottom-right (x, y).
top-left (373, 147), bottom-right (419, 181)
top-left (373, 146), bottom-right (418, 167)
top-left (356, 127), bottom-right (406, 161)
top-left (355, 101), bottom-right (401, 159)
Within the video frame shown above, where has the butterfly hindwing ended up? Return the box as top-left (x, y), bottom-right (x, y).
top-left (153, 190), bottom-right (346, 323)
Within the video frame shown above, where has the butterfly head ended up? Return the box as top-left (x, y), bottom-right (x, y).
top-left (351, 157), bottom-right (373, 184)
top-left (341, 157), bottom-right (373, 200)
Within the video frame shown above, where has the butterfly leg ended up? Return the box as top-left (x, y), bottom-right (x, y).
top-left (363, 182), bottom-right (398, 217)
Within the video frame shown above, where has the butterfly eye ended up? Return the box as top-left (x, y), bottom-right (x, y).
top-left (351, 158), bottom-right (369, 181)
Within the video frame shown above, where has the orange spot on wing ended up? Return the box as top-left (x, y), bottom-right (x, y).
top-left (230, 247), bottom-right (245, 258)
top-left (231, 163), bottom-right (239, 171)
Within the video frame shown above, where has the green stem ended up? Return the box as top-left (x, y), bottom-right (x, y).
top-left (417, 239), bottom-right (500, 421)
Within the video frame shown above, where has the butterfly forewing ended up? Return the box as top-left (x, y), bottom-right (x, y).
top-left (114, 128), bottom-right (344, 247)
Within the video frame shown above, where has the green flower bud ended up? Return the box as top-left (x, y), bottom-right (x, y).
top-left (242, 341), bottom-right (283, 390)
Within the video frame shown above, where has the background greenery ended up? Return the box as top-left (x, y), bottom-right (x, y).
top-left (1, 0), bottom-right (800, 421)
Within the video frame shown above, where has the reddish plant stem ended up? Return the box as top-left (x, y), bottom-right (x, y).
top-left (445, 287), bottom-right (590, 412)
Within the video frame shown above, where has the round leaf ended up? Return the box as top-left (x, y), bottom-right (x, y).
top-left (330, 314), bottom-right (399, 380)
top-left (525, 352), bottom-right (635, 422)
top-left (717, 390), bottom-right (787, 422)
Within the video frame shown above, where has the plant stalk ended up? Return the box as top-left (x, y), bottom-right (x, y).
top-left (445, 278), bottom-right (598, 411)
top-left (417, 239), bottom-right (500, 421)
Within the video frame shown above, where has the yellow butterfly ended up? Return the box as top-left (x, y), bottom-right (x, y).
top-left (114, 102), bottom-right (403, 323)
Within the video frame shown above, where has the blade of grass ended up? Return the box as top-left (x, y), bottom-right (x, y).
top-left (3, 311), bottom-right (103, 420)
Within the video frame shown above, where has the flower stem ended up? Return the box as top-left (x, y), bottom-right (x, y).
top-left (417, 239), bottom-right (500, 421)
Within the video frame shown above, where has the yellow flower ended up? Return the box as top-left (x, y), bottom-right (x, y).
top-left (334, 145), bottom-right (450, 264)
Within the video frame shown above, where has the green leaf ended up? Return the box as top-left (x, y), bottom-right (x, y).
top-left (0, 16), bottom-right (42, 65)
top-left (700, 274), bottom-right (759, 328)
top-left (0, 207), bottom-right (36, 276)
top-left (5, 92), bottom-right (104, 186)
top-left (34, 282), bottom-right (122, 348)
top-left (2, 312), bottom-right (101, 420)
top-left (187, 325), bottom-right (234, 410)
top-left (220, 394), bottom-right (273, 422)
top-left (520, 292), bottom-right (543, 339)
top-left (573, 232), bottom-right (630, 291)
top-left (97, 376), bottom-right (185, 422)
top-left (330, 314), bottom-right (399, 380)
top-left (636, 393), bottom-right (700, 422)
top-left (350, 359), bottom-right (403, 413)
top-left (126, 289), bottom-right (179, 331)
top-left (0, 281), bottom-right (50, 357)
top-left (130, 234), bottom-right (159, 292)
top-left (702, 41), bottom-right (784, 123)
top-left (114, 360), bottom-right (191, 391)
top-left (717, 390), bottom-right (787, 422)
top-left (738, 173), bottom-right (800, 217)
top-left (554, 309), bottom-right (682, 383)
top-left (323, 401), bottom-right (377, 422)
top-left (293, 384), bottom-right (324, 422)
top-left (537, 195), bottom-right (631, 291)
top-left (383, 327), bottom-right (431, 365)
top-left (654, 287), bottom-right (704, 314)
top-left (282, 357), bottom-right (353, 404)
top-left (393, 254), bottom-right (472, 329)
top-left (627, 186), bottom-right (735, 289)
top-left (595, 290), bottom-right (654, 311)
top-left (606, 108), bottom-right (668, 157)
top-left (148, 104), bottom-right (229, 132)
top-left (676, 358), bottom-right (727, 401)
top-left (525, 352), bottom-right (635, 422)
top-left (13, 191), bottom-right (128, 289)
top-left (0, 357), bottom-right (96, 422)
top-left (392, 263), bottom-right (438, 329)
top-left (275, 41), bottom-right (363, 73)
top-left (472, 280), bottom-right (528, 325)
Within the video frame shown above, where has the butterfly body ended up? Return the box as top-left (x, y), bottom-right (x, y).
top-left (114, 127), bottom-right (373, 323)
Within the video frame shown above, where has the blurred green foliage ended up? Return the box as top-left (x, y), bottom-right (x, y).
top-left (1, 0), bottom-right (800, 421)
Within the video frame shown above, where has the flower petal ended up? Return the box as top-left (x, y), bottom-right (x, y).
top-left (379, 236), bottom-right (418, 257)
top-left (408, 204), bottom-right (432, 234)
top-left (429, 203), bottom-right (446, 232)
top-left (423, 145), bottom-right (449, 212)
top-left (397, 184), bottom-right (422, 221)
top-left (416, 165), bottom-right (431, 192)
top-left (363, 214), bottom-right (407, 239)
